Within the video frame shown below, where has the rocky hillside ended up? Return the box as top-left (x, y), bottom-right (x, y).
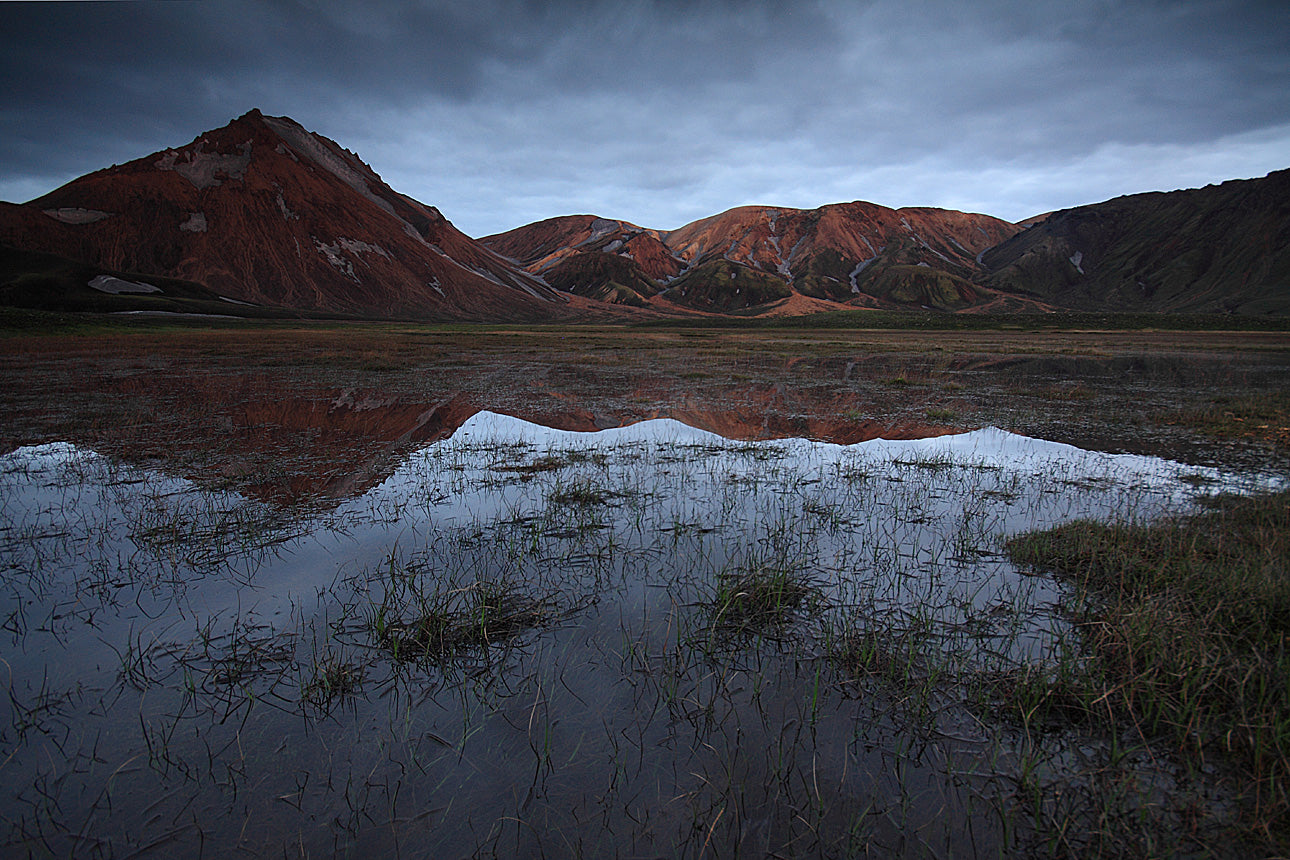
top-left (485, 201), bottom-right (1038, 313)
top-left (0, 110), bottom-right (570, 321)
top-left (979, 170), bottom-right (1290, 314)
top-left (484, 216), bottom-right (680, 307)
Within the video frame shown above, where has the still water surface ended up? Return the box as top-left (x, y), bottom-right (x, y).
top-left (0, 415), bottom-right (1273, 857)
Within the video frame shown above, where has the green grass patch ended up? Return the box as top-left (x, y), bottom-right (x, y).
top-left (707, 567), bottom-right (817, 633)
top-left (1006, 490), bottom-right (1290, 848)
top-left (549, 479), bottom-right (613, 506)
top-left (374, 580), bottom-right (554, 662)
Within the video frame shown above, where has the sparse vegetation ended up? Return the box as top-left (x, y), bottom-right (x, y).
top-left (1163, 390), bottom-right (1290, 446)
top-left (375, 578), bottom-right (555, 661)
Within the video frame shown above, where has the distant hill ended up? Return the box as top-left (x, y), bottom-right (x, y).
top-left (485, 202), bottom-right (1043, 313)
top-left (979, 170), bottom-right (1290, 315)
top-left (484, 216), bottom-right (679, 307)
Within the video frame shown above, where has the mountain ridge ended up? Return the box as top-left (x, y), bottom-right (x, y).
top-left (1, 110), bottom-right (1286, 319)
top-left (980, 170), bottom-right (1290, 314)
top-left (484, 200), bottom-right (1042, 312)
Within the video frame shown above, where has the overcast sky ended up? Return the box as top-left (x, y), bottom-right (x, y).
top-left (2, 0), bottom-right (1287, 236)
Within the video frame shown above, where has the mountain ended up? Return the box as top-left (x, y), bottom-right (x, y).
top-left (2, 108), bottom-right (1285, 321)
top-left (665, 202), bottom-right (1031, 311)
top-left (485, 201), bottom-right (1036, 313)
top-left (0, 110), bottom-right (571, 321)
top-left (484, 216), bottom-right (680, 307)
top-left (979, 170), bottom-right (1290, 314)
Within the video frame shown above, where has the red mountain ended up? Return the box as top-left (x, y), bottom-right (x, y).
top-left (666, 203), bottom-right (1026, 309)
top-left (4, 109), bottom-right (1283, 320)
top-left (486, 201), bottom-right (1037, 313)
top-left (0, 110), bottom-right (571, 320)
top-left (484, 216), bottom-right (681, 307)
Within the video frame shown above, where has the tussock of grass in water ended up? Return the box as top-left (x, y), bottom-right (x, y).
top-left (828, 619), bottom-right (936, 687)
top-left (549, 486), bottom-right (607, 506)
top-left (302, 657), bottom-right (363, 708)
top-left (501, 455), bottom-right (567, 475)
top-left (375, 581), bottom-right (554, 661)
top-left (1006, 489), bottom-right (1290, 847)
top-left (548, 479), bottom-right (613, 507)
top-left (707, 567), bottom-right (816, 632)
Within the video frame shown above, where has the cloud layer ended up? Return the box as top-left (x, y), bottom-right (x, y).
top-left (2, 0), bottom-right (1287, 235)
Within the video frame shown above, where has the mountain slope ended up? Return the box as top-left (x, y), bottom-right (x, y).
top-left (980, 170), bottom-right (1290, 314)
top-left (663, 202), bottom-right (1027, 310)
top-left (3, 108), bottom-right (1284, 320)
top-left (486, 202), bottom-right (1032, 313)
top-left (483, 215), bottom-right (681, 305)
top-left (0, 110), bottom-right (569, 320)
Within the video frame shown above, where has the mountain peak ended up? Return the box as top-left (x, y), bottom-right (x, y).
top-left (0, 111), bottom-right (570, 320)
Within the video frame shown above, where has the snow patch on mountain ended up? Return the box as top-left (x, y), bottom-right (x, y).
top-left (848, 258), bottom-right (876, 293)
top-left (314, 239), bottom-right (358, 280)
top-left (337, 238), bottom-right (390, 259)
top-left (155, 141), bottom-right (252, 190)
top-left (786, 235), bottom-right (809, 266)
top-left (276, 190), bottom-right (298, 221)
top-left (578, 218), bottom-right (619, 247)
top-left (179, 212), bottom-right (208, 232)
top-left (88, 275), bottom-right (160, 295)
top-left (262, 116), bottom-right (396, 218)
top-left (43, 207), bottom-right (111, 225)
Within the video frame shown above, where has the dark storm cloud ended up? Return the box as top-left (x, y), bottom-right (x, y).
top-left (2, 0), bottom-right (1287, 232)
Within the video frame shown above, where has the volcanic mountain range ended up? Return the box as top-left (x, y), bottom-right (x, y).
top-left (1, 110), bottom-right (1287, 319)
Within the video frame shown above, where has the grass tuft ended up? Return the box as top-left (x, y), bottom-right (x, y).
top-left (375, 580), bottom-right (554, 662)
top-left (302, 657), bottom-right (363, 708)
top-left (707, 566), bottom-right (816, 632)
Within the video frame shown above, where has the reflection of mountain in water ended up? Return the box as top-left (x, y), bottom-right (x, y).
top-left (3, 376), bottom-right (965, 503)
top-left (218, 391), bottom-right (966, 502)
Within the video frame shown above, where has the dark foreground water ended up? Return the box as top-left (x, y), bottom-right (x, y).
top-left (0, 414), bottom-right (1277, 858)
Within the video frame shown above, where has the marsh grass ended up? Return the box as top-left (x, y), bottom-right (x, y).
top-left (827, 617), bottom-right (936, 685)
top-left (374, 578), bottom-right (557, 662)
top-left (302, 655), bottom-right (364, 708)
top-left (1163, 391), bottom-right (1290, 446)
top-left (3, 411), bottom-right (1284, 858)
top-left (548, 479), bottom-right (613, 507)
top-left (706, 566), bottom-right (818, 634)
top-left (1006, 489), bottom-right (1290, 850)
